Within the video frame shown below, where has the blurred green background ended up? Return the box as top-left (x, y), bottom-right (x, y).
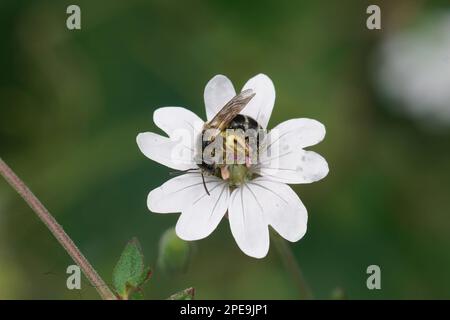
top-left (1, 0), bottom-right (450, 299)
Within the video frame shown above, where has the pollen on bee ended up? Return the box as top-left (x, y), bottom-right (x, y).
top-left (222, 129), bottom-right (259, 166)
top-left (224, 133), bottom-right (247, 164)
top-left (199, 127), bottom-right (262, 168)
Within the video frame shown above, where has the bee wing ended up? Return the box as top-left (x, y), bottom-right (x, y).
top-left (205, 89), bottom-right (255, 131)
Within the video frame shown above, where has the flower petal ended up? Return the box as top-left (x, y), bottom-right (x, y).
top-left (153, 107), bottom-right (204, 138)
top-left (136, 132), bottom-right (196, 171)
top-left (247, 178), bottom-right (307, 242)
top-left (147, 173), bottom-right (207, 213)
top-left (228, 186), bottom-right (270, 258)
top-left (204, 75), bottom-right (237, 121)
top-left (257, 148), bottom-right (329, 184)
top-left (268, 118), bottom-right (326, 149)
top-left (176, 179), bottom-right (229, 241)
top-left (241, 74), bottom-right (275, 128)
top-left (148, 173), bottom-right (229, 241)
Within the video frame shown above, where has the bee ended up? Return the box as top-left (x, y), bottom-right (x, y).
top-left (196, 89), bottom-right (263, 195)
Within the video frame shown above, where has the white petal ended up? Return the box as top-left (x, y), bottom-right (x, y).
top-left (204, 75), bottom-right (237, 121)
top-left (136, 132), bottom-right (196, 171)
top-left (176, 179), bottom-right (229, 241)
top-left (246, 178), bottom-right (307, 242)
top-left (257, 148), bottom-right (329, 184)
top-left (241, 74), bottom-right (276, 128)
top-left (147, 173), bottom-right (205, 213)
top-left (148, 173), bottom-right (229, 241)
top-left (228, 186), bottom-right (270, 258)
top-left (268, 118), bottom-right (326, 149)
top-left (153, 107), bottom-right (204, 138)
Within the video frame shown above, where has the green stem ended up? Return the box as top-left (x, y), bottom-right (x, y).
top-left (0, 157), bottom-right (117, 300)
top-left (271, 230), bottom-right (313, 300)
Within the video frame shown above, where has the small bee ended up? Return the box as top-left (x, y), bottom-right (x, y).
top-left (196, 89), bottom-right (263, 195)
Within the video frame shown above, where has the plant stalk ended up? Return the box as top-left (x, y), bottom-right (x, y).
top-left (0, 157), bottom-right (116, 300)
top-left (271, 230), bottom-right (313, 300)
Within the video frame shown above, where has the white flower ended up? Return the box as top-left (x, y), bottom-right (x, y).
top-left (137, 74), bottom-right (329, 258)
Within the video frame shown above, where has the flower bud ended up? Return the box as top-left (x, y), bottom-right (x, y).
top-left (157, 228), bottom-right (192, 274)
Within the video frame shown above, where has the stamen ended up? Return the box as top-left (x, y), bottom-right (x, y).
top-left (221, 166), bottom-right (230, 180)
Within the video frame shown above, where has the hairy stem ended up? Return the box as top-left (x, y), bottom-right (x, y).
top-left (0, 157), bottom-right (116, 300)
top-left (271, 230), bottom-right (313, 300)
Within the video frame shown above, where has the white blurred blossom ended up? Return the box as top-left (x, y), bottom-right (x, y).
top-left (375, 11), bottom-right (450, 128)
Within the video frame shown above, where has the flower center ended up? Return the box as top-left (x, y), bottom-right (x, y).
top-left (221, 164), bottom-right (254, 187)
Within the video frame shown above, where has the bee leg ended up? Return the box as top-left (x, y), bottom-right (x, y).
top-left (168, 168), bottom-right (200, 176)
top-left (201, 172), bottom-right (210, 196)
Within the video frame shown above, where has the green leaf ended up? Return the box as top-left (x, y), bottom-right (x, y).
top-left (129, 289), bottom-right (145, 300)
top-left (167, 287), bottom-right (195, 300)
top-left (138, 266), bottom-right (152, 286)
top-left (113, 237), bottom-right (146, 298)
